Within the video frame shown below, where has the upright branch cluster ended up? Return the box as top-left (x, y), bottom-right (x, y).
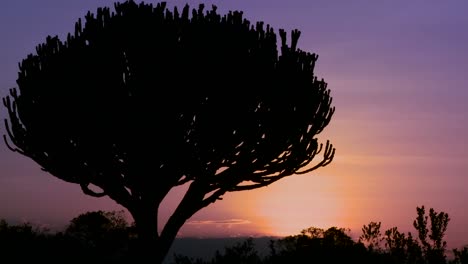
top-left (3, 1), bottom-right (335, 261)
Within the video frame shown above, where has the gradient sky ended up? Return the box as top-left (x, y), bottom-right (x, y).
top-left (1, 0), bottom-right (468, 250)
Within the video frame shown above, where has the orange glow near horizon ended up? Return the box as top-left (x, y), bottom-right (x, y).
top-left (251, 175), bottom-right (346, 236)
top-left (218, 159), bottom-right (361, 237)
top-left (133, 100), bottom-right (468, 245)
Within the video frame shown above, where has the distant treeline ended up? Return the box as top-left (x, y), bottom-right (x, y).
top-left (1, 206), bottom-right (467, 264)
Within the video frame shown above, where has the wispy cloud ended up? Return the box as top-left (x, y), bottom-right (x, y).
top-left (187, 219), bottom-right (251, 226)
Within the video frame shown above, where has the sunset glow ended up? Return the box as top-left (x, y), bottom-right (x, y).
top-left (1, 0), bottom-right (468, 253)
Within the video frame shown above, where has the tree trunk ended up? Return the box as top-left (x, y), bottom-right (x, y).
top-left (130, 203), bottom-right (162, 263)
top-left (158, 181), bottom-right (207, 262)
top-left (158, 209), bottom-right (189, 263)
top-left (130, 205), bottom-right (189, 264)
top-left (129, 182), bottom-right (207, 263)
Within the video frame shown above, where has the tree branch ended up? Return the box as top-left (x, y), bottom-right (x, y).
top-left (159, 180), bottom-right (208, 260)
top-left (3, 134), bottom-right (25, 155)
top-left (175, 175), bottom-right (192, 186)
top-left (294, 141), bottom-right (335, 175)
top-left (80, 183), bottom-right (106, 197)
top-left (199, 187), bottom-right (226, 206)
top-left (230, 180), bottom-right (277, 191)
top-left (214, 141), bottom-right (334, 193)
top-left (230, 171), bottom-right (289, 192)
top-left (3, 116), bottom-right (26, 153)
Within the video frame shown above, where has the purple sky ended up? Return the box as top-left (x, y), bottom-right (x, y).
top-left (1, 0), bottom-right (468, 250)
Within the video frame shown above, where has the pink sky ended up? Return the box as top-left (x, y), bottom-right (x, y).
top-left (1, 0), bottom-right (468, 250)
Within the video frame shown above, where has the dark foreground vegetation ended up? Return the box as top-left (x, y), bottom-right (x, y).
top-left (1, 206), bottom-right (467, 264)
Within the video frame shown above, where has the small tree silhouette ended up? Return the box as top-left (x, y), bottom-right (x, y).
top-left (269, 226), bottom-right (364, 264)
top-left (452, 246), bottom-right (468, 264)
top-left (413, 206), bottom-right (450, 264)
top-left (383, 226), bottom-right (420, 264)
top-left (3, 1), bottom-right (335, 262)
top-left (359, 221), bottom-right (382, 252)
top-left (212, 238), bottom-right (262, 264)
top-left (64, 210), bottom-right (130, 261)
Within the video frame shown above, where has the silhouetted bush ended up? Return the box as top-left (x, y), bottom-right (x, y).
top-left (0, 219), bottom-right (49, 261)
top-left (265, 227), bottom-right (369, 264)
top-left (61, 210), bottom-right (131, 262)
top-left (451, 246), bottom-right (468, 264)
top-left (170, 206), bottom-right (466, 264)
top-left (0, 211), bottom-right (132, 263)
top-left (1, 206), bottom-right (466, 263)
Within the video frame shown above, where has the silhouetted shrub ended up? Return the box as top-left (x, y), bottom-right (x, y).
top-left (1, 206), bottom-right (466, 263)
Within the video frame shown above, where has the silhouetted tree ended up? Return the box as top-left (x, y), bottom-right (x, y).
top-left (383, 226), bottom-right (423, 264)
top-left (64, 210), bottom-right (130, 259)
top-left (413, 206), bottom-right (450, 264)
top-left (301, 226), bottom-right (326, 239)
top-left (66, 210), bottom-right (128, 235)
top-left (0, 219), bottom-right (53, 261)
top-left (172, 255), bottom-right (206, 264)
top-left (405, 232), bottom-right (424, 264)
top-left (452, 246), bottom-right (468, 264)
top-left (360, 221), bottom-right (382, 252)
top-left (3, 0), bottom-right (334, 262)
top-left (211, 238), bottom-right (262, 264)
top-left (268, 226), bottom-right (367, 264)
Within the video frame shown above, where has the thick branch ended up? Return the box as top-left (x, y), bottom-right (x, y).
top-left (175, 175), bottom-right (192, 186)
top-left (159, 181), bottom-right (208, 262)
top-left (200, 187), bottom-right (227, 206)
top-left (80, 183), bottom-right (106, 197)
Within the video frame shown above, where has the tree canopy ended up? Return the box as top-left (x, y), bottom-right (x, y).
top-left (3, 1), bottom-right (335, 262)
